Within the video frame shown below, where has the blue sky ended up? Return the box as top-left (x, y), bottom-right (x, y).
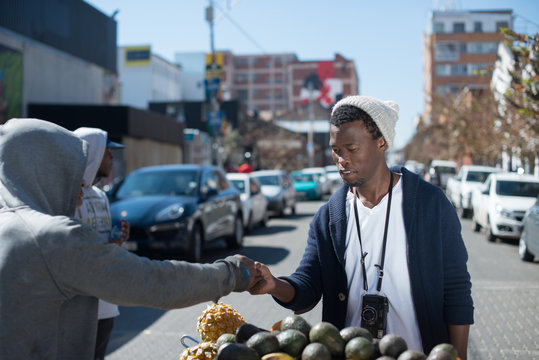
top-left (85, 0), bottom-right (539, 149)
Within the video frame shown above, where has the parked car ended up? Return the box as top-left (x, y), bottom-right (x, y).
top-left (425, 160), bottom-right (457, 190)
top-left (300, 167), bottom-right (331, 195)
top-left (251, 170), bottom-right (296, 216)
top-left (325, 165), bottom-right (343, 193)
top-left (471, 172), bottom-right (539, 242)
top-left (291, 170), bottom-right (324, 200)
top-left (108, 164), bottom-right (244, 262)
top-left (519, 194), bottom-right (539, 262)
top-left (445, 165), bottom-right (502, 218)
top-left (226, 172), bottom-right (269, 233)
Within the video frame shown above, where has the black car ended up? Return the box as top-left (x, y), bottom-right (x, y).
top-left (108, 164), bottom-right (244, 262)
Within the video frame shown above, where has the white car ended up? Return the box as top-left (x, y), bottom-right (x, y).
top-left (226, 173), bottom-right (269, 233)
top-left (519, 195), bottom-right (539, 262)
top-left (251, 170), bottom-right (296, 217)
top-left (472, 172), bottom-right (539, 242)
top-left (325, 165), bottom-right (343, 193)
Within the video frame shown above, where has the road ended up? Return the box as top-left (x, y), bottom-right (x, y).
top-left (106, 200), bottom-right (539, 360)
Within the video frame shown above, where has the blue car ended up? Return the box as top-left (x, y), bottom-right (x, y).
top-left (291, 170), bottom-right (324, 200)
top-left (108, 164), bottom-right (243, 262)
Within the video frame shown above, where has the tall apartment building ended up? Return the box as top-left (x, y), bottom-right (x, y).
top-left (422, 9), bottom-right (513, 123)
top-left (214, 51), bottom-right (358, 119)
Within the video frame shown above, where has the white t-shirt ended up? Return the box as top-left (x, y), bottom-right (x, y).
top-left (344, 178), bottom-right (423, 351)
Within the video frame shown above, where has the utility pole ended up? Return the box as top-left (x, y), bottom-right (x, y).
top-left (205, 0), bottom-right (222, 167)
top-left (307, 82), bottom-right (315, 167)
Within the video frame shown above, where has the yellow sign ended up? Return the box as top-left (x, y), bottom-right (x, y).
top-left (205, 52), bottom-right (223, 79)
top-left (124, 46), bottom-right (151, 67)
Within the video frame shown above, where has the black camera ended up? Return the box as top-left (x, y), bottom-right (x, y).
top-left (360, 294), bottom-right (389, 339)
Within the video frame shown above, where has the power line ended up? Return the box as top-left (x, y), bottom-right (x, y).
top-left (212, 1), bottom-right (266, 54)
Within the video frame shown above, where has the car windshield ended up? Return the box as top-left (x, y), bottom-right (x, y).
top-left (466, 171), bottom-right (494, 183)
top-left (229, 179), bottom-right (246, 194)
top-left (435, 166), bottom-right (456, 175)
top-left (116, 170), bottom-right (198, 198)
top-left (495, 180), bottom-right (539, 197)
top-left (292, 173), bottom-right (317, 182)
top-left (254, 175), bottom-right (281, 186)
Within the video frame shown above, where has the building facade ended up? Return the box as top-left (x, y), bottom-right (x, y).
top-left (118, 46), bottom-right (183, 110)
top-left (422, 9), bottom-right (513, 123)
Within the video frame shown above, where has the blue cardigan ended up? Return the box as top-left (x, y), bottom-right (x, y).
top-left (277, 167), bottom-right (474, 353)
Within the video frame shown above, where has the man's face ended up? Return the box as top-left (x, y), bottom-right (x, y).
top-left (97, 148), bottom-right (113, 178)
top-left (329, 120), bottom-right (386, 188)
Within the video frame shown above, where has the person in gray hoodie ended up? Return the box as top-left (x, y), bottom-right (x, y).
top-left (0, 118), bottom-right (256, 359)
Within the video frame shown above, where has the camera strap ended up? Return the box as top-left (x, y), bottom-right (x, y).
top-left (353, 171), bottom-right (394, 292)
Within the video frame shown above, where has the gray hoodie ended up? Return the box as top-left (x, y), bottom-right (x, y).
top-left (0, 119), bottom-right (250, 359)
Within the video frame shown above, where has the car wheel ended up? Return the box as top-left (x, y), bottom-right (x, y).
top-left (460, 207), bottom-right (470, 219)
top-left (245, 212), bottom-right (254, 234)
top-left (291, 203), bottom-right (296, 215)
top-left (187, 222), bottom-right (203, 263)
top-left (519, 237), bottom-right (534, 262)
top-left (486, 218), bottom-right (496, 243)
top-left (226, 215), bottom-right (244, 249)
top-left (472, 218), bottom-right (481, 232)
top-left (260, 211), bottom-right (269, 227)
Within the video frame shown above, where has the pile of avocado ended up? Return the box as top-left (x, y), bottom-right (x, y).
top-left (215, 314), bottom-right (460, 360)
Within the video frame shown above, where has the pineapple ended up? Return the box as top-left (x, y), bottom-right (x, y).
top-left (179, 341), bottom-right (217, 360)
top-left (196, 302), bottom-right (246, 342)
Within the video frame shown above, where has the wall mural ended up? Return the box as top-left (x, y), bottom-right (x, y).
top-left (299, 61), bottom-right (343, 109)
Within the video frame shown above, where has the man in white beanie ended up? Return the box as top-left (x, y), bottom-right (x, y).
top-left (250, 95), bottom-right (473, 359)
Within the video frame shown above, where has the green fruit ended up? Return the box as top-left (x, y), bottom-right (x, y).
top-left (430, 343), bottom-right (458, 359)
top-left (398, 349), bottom-right (427, 360)
top-left (301, 342), bottom-right (332, 360)
top-left (308, 322), bottom-right (345, 356)
top-left (379, 334), bottom-right (408, 358)
top-left (277, 329), bottom-right (309, 357)
top-left (340, 326), bottom-right (373, 343)
top-left (236, 323), bottom-right (263, 343)
top-left (280, 314), bottom-right (311, 338)
top-left (426, 349), bottom-right (454, 360)
top-left (216, 333), bottom-right (236, 349)
top-left (246, 331), bottom-right (280, 357)
top-left (344, 336), bottom-right (375, 360)
top-left (216, 342), bottom-right (259, 360)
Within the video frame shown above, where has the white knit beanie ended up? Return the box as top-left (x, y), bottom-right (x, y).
top-left (331, 95), bottom-right (399, 150)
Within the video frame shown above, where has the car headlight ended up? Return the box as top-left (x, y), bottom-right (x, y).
top-left (155, 204), bottom-right (184, 221)
top-left (495, 204), bottom-right (512, 219)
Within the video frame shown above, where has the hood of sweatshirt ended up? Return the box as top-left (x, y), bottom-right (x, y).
top-left (73, 127), bottom-right (107, 188)
top-left (0, 118), bottom-right (88, 216)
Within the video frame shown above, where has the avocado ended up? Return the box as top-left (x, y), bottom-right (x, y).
top-left (276, 329), bottom-right (309, 357)
top-left (246, 331), bottom-right (280, 357)
top-left (216, 342), bottom-right (259, 360)
top-left (216, 333), bottom-right (236, 350)
top-left (429, 343), bottom-right (458, 359)
top-left (236, 323), bottom-right (264, 343)
top-left (340, 326), bottom-right (373, 343)
top-left (379, 334), bottom-right (408, 358)
top-left (397, 349), bottom-right (427, 360)
top-left (308, 321), bottom-right (345, 356)
top-left (301, 342), bottom-right (332, 360)
top-left (280, 314), bottom-right (311, 338)
top-left (344, 336), bottom-right (374, 360)
top-left (426, 349), bottom-right (454, 360)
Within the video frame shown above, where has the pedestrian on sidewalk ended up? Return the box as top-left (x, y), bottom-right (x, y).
top-left (0, 118), bottom-right (256, 360)
top-left (73, 127), bottom-right (130, 360)
top-left (249, 95), bottom-right (474, 358)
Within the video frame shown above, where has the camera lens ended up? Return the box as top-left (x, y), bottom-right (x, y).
top-left (362, 305), bottom-right (377, 324)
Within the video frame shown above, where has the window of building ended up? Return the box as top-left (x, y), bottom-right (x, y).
top-left (235, 73), bottom-right (248, 83)
top-left (496, 21), bottom-right (509, 31)
top-left (252, 73), bottom-right (259, 82)
top-left (435, 64), bottom-right (450, 76)
top-left (237, 90), bottom-right (248, 101)
top-left (450, 64), bottom-right (468, 76)
top-left (434, 22), bottom-right (444, 33)
top-left (467, 42), bottom-right (499, 54)
top-left (251, 57), bottom-right (258, 66)
top-left (474, 22), bottom-right (483, 33)
top-left (235, 57), bottom-right (249, 67)
top-left (453, 22), bottom-right (465, 33)
top-left (434, 42), bottom-right (459, 61)
top-left (252, 89), bottom-right (259, 98)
